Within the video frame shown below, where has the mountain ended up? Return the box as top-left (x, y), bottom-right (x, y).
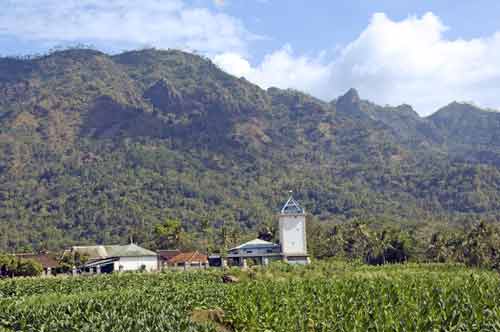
top-left (1, 48), bottom-right (500, 251)
top-left (428, 102), bottom-right (500, 165)
top-left (346, 93), bottom-right (500, 166)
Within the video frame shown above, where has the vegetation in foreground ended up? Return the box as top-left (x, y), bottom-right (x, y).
top-left (1, 262), bottom-right (500, 332)
top-left (3, 217), bottom-right (500, 279)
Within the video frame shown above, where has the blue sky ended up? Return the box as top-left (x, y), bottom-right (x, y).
top-left (217, 0), bottom-right (500, 61)
top-left (2, 0), bottom-right (500, 115)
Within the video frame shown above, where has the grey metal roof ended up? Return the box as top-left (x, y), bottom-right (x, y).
top-left (227, 252), bottom-right (282, 258)
top-left (229, 239), bottom-right (279, 251)
top-left (72, 244), bottom-right (157, 259)
top-left (83, 257), bottom-right (119, 268)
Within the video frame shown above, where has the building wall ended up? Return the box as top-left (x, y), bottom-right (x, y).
top-left (113, 256), bottom-right (158, 272)
top-left (230, 247), bottom-right (279, 256)
top-left (169, 262), bottom-right (207, 270)
top-left (279, 214), bottom-right (307, 255)
top-left (286, 256), bottom-right (310, 265)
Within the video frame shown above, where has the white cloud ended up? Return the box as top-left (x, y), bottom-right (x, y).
top-left (331, 12), bottom-right (500, 115)
top-left (3, 5), bottom-right (500, 115)
top-left (213, 52), bottom-right (252, 77)
top-left (215, 13), bottom-right (500, 115)
top-left (0, 0), bottom-right (253, 54)
top-left (213, 45), bottom-right (331, 98)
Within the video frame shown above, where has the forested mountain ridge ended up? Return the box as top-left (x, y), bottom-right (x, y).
top-left (1, 48), bottom-right (500, 251)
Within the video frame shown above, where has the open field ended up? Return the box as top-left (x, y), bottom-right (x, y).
top-left (1, 262), bottom-right (500, 332)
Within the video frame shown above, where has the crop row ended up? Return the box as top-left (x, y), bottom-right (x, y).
top-left (1, 264), bottom-right (500, 332)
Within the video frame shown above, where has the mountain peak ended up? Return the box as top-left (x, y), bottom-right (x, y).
top-left (336, 88), bottom-right (363, 116)
top-left (431, 101), bottom-right (484, 120)
top-left (339, 88), bottom-right (360, 105)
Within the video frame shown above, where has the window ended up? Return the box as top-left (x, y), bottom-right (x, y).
top-left (246, 250), bottom-right (253, 254)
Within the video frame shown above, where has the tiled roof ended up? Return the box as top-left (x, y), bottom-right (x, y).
top-left (157, 249), bottom-right (181, 261)
top-left (15, 253), bottom-right (59, 268)
top-left (168, 251), bottom-right (208, 264)
top-left (72, 244), bottom-right (157, 259)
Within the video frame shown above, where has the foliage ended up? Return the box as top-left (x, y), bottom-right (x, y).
top-left (1, 48), bottom-right (500, 252)
top-left (59, 251), bottom-right (90, 273)
top-left (0, 254), bottom-right (43, 277)
top-left (308, 219), bottom-right (500, 270)
top-left (1, 263), bottom-right (500, 331)
top-left (223, 264), bottom-right (500, 332)
top-left (154, 218), bottom-right (184, 249)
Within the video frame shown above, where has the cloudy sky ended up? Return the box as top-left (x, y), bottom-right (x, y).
top-left (2, 0), bottom-right (500, 115)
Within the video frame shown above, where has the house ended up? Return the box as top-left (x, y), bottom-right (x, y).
top-left (167, 251), bottom-right (208, 269)
top-left (227, 239), bottom-right (281, 266)
top-left (69, 243), bottom-right (159, 273)
top-left (227, 196), bottom-right (310, 266)
top-left (157, 249), bottom-right (181, 268)
top-left (15, 252), bottom-right (60, 276)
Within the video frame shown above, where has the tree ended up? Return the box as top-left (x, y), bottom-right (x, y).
top-left (15, 259), bottom-right (43, 277)
top-left (343, 222), bottom-right (371, 260)
top-left (59, 251), bottom-right (90, 272)
top-left (426, 232), bottom-right (453, 263)
top-left (154, 218), bottom-right (183, 249)
top-left (257, 226), bottom-right (274, 242)
top-left (383, 229), bottom-right (411, 264)
top-left (0, 255), bottom-right (43, 277)
top-left (366, 230), bottom-right (390, 265)
top-left (461, 221), bottom-right (500, 268)
top-left (0, 254), bottom-right (16, 277)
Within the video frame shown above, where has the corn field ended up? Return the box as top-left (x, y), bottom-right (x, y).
top-left (1, 263), bottom-right (500, 332)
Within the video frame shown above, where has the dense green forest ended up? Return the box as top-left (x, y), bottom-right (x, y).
top-left (1, 47), bottom-right (500, 252)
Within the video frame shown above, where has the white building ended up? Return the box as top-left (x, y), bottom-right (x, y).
top-left (70, 243), bottom-right (159, 273)
top-left (227, 196), bottom-right (309, 266)
top-left (227, 238), bottom-right (282, 266)
top-left (279, 196), bottom-right (309, 264)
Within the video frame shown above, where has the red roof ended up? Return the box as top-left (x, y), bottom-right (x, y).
top-left (157, 249), bottom-right (181, 261)
top-left (168, 251), bottom-right (208, 264)
top-left (15, 253), bottom-right (59, 269)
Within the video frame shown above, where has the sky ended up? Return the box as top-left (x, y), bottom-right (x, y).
top-left (1, 0), bottom-right (500, 115)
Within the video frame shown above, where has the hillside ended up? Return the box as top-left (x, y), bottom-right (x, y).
top-left (1, 48), bottom-right (500, 251)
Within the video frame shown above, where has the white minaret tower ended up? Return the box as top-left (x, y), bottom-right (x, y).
top-left (279, 196), bottom-right (307, 258)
